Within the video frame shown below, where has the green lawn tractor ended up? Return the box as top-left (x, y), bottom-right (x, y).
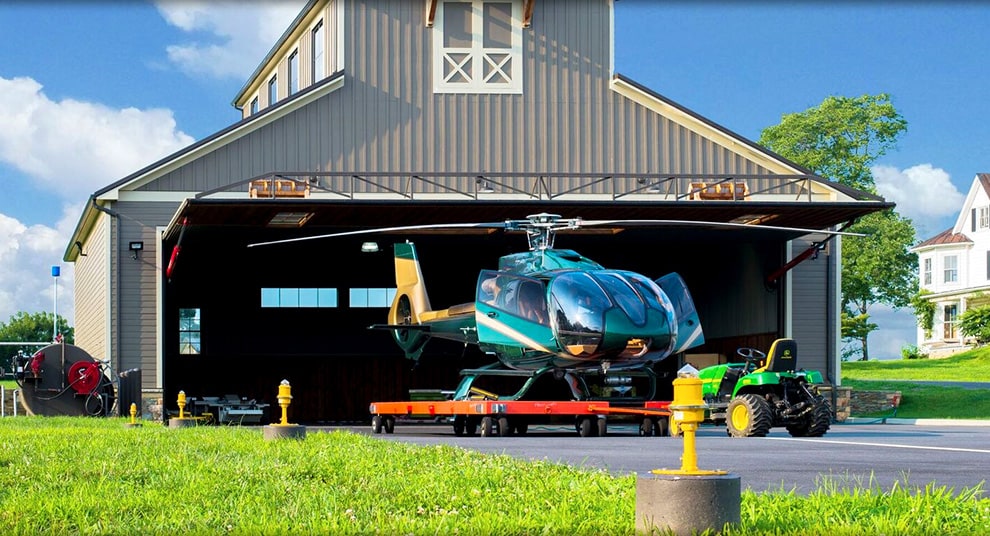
top-left (696, 338), bottom-right (832, 437)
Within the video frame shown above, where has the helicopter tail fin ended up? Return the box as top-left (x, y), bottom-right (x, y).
top-left (655, 272), bottom-right (705, 353)
top-left (386, 242), bottom-right (433, 360)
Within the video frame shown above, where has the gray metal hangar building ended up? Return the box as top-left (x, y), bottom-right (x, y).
top-left (63, 0), bottom-right (890, 423)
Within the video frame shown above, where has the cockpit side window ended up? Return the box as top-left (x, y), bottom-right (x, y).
top-left (478, 271), bottom-right (549, 325)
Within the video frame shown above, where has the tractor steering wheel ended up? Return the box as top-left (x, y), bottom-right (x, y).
top-left (736, 347), bottom-right (766, 372)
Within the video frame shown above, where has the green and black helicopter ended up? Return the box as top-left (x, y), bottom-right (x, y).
top-left (250, 213), bottom-right (854, 401)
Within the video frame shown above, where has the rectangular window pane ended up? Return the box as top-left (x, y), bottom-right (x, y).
top-left (179, 308), bottom-right (201, 355)
top-left (280, 288), bottom-right (299, 307)
top-left (250, 97), bottom-right (259, 115)
top-left (312, 21), bottom-right (325, 80)
top-left (269, 75), bottom-right (277, 105)
top-left (368, 288), bottom-right (389, 307)
top-left (289, 50), bottom-right (299, 94)
top-left (299, 288), bottom-right (318, 307)
top-left (318, 288), bottom-right (338, 307)
top-left (261, 288), bottom-right (279, 307)
top-left (444, 2), bottom-right (472, 48)
top-left (350, 288), bottom-right (368, 307)
top-left (387, 288), bottom-right (397, 303)
top-left (483, 3), bottom-right (512, 48)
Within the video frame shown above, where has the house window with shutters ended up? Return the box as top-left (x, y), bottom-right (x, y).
top-left (980, 207), bottom-right (990, 229)
top-left (923, 257), bottom-right (932, 285)
top-left (433, 1), bottom-right (522, 94)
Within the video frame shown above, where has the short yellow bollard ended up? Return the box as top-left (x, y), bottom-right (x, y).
top-left (636, 365), bottom-right (739, 535)
top-left (124, 402), bottom-right (142, 428)
top-left (264, 379), bottom-right (306, 440)
top-left (277, 379), bottom-right (292, 426)
top-left (169, 389), bottom-right (195, 428)
top-left (177, 390), bottom-right (187, 419)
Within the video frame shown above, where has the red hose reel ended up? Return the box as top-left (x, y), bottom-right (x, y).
top-left (67, 361), bottom-right (102, 394)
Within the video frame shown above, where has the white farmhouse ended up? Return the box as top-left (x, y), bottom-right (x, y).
top-left (912, 173), bottom-right (990, 356)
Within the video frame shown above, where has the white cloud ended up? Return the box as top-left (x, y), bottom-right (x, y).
top-left (873, 164), bottom-right (964, 237)
top-left (0, 76), bottom-right (195, 201)
top-left (156, 1), bottom-right (307, 80)
top-left (0, 74), bottom-right (193, 327)
top-left (0, 206), bottom-right (79, 326)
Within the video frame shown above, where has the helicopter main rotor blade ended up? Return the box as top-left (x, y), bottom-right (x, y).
top-left (247, 221), bottom-right (508, 247)
top-left (573, 219), bottom-right (865, 237)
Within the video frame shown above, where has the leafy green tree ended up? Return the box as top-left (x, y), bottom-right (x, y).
top-left (0, 312), bottom-right (74, 373)
top-left (840, 210), bottom-right (918, 360)
top-left (760, 93), bottom-right (916, 360)
top-left (841, 311), bottom-right (877, 361)
top-left (759, 94), bottom-right (907, 193)
top-left (958, 305), bottom-right (990, 345)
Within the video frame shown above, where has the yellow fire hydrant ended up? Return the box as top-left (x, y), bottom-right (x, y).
top-left (653, 364), bottom-right (726, 476)
top-left (277, 379), bottom-right (293, 426)
top-left (129, 403), bottom-right (138, 425)
top-left (177, 390), bottom-right (187, 419)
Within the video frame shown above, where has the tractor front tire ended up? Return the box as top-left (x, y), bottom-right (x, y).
top-left (726, 394), bottom-right (773, 437)
top-left (787, 398), bottom-right (832, 437)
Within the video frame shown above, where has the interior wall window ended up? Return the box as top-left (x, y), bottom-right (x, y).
top-left (268, 75), bottom-right (278, 105)
top-left (288, 49), bottom-right (299, 95)
top-left (923, 257), bottom-right (932, 285)
top-left (433, 0), bottom-right (522, 94)
top-left (262, 288), bottom-right (338, 308)
top-left (179, 308), bottom-right (201, 355)
top-left (349, 288), bottom-right (397, 308)
top-left (250, 97), bottom-right (259, 115)
top-left (943, 303), bottom-right (958, 339)
top-left (943, 255), bottom-right (958, 283)
top-left (312, 20), bottom-right (325, 81)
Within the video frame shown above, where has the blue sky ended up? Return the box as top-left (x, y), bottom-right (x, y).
top-left (2, 1), bottom-right (988, 358)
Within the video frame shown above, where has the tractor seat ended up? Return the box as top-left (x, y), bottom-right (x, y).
top-left (755, 338), bottom-right (797, 374)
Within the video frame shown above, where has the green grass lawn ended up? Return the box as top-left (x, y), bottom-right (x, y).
top-left (841, 347), bottom-right (990, 420)
top-left (0, 418), bottom-right (987, 536)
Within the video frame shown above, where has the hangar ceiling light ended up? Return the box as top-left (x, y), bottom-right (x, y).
top-left (267, 211), bottom-right (314, 227)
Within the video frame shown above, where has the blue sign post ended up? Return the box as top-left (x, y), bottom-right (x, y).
top-left (51, 265), bottom-right (60, 342)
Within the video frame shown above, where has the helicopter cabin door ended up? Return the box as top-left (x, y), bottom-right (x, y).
top-left (475, 270), bottom-right (556, 361)
top-left (655, 272), bottom-right (706, 353)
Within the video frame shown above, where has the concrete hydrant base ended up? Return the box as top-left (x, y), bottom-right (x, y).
top-left (264, 424), bottom-right (307, 440)
top-left (636, 473), bottom-right (740, 535)
top-left (168, 418), bottom-right (196, 428)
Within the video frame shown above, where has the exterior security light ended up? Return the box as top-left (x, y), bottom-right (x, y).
top-left (128, 241), bottom-right (144, 259)
top-left (361, 242), bottom-right (379, 253)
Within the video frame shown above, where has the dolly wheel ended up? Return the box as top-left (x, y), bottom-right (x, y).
top-left (371, 415), bottom-right (383, 434)
top-left (480, 416), bottom-right (495, 437)
top-left (497, 416), bottom-right (512, 437)
top-left (383, 416), bottom-right (395, 434)
top-left (640, 417), bottom-right (655, 436)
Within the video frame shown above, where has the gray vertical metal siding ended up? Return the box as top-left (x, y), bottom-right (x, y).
top-left (116, 201), bottom-right (181, 387)
top-left (790, 237), bottom-right (830, 376)
top-left (145, 0), bottom-right (775, 194)
top-left (74, 212), bottom-right (109, 362)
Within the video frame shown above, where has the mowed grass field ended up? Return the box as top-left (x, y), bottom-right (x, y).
top-left (1, 351), bottom-right (989, 534)
top-left (0, 417), bottom-right (988, 535)
top-left (841, 347), bottom-right (990, 419)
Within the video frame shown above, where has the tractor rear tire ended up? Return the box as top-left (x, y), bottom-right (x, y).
top-left (726, 394), bottom-right (773, 437)
top-left (787, 398), bottom-right (832, 437)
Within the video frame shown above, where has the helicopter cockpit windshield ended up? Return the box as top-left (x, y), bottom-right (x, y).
top-left (549, 272), bottom-right (610, 356)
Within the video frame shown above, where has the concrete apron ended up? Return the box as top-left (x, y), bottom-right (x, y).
top-left (636, 473), bottom-right (741, 535)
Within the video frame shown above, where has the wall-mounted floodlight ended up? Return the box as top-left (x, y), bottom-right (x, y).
top-left (128, 241), bottom-right (144, 260)
top-left (476, 177), bottom-right (495, 193)
top-left (361, 242), bottom-right (379, 253)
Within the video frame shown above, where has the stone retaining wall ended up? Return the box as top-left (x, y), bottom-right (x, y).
top-left (820, 386), bottom-right (901, 420)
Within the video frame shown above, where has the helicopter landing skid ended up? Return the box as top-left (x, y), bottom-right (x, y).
top-left (450, 362), bottom-right (658, 403)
